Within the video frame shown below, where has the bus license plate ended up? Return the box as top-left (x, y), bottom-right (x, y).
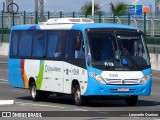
top-left (118, 88), bottom-right (129, 92)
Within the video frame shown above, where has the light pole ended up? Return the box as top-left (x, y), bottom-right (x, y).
top-left (92, 0), bottom-right (94, 17)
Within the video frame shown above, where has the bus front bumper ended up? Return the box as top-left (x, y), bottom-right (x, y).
top-left (83, 78), bottom-right (152, 96)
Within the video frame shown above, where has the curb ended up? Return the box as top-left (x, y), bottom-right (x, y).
top-left (0, 100), bottom-right (15, 105)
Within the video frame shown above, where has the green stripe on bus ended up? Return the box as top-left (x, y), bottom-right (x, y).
top-left (36, 60), bottom-right (45, 90)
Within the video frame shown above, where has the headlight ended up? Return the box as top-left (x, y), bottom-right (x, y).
top-left (140, 74), bottom-right (152, 84)
top-left (89, 72), bottom-right (106, 84)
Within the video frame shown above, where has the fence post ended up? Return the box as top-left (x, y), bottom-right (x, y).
top-left (48, 11), bottom-right (50, 19)
top-left (113, 14), bottom-right (115, 23)
top-left (99, 12), bottom-right (101, 23)
top-left (1, 11), bottom-right (4, 43)
top-left (60, 11), bottom-right (62, 18)
top-left (85, 14), bottom-right (88, 18)
top-left (35, 11), bottom-right (38, 24)
top-left (144, 12), bottom-right (146, 35)
top-left (24, 11), bottom-right (26, 24)
top-left (73, 11), bottom-right (75, 18)
top-left (128, 12), bottom-right (130, 25)
top-left (12, 11), bottom-right (15, 26)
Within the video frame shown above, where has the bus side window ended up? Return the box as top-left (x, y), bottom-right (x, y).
top-left (74, 32), bottom-right (85, 59)
top-left (32, 31), bottom-right (47, 57)
top-left (65, 31), bottom-right (75, 61)
top-left (10, 31), bottom-right (19, 57)
top-left (47, 31), bottom-right (57, 58)
top-left (18, 31), bottom-right (33, 57)
top-left (46, 31), bottom-right (65, 59)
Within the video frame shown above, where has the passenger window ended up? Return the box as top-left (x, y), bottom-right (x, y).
top-left (11, 31), bottom-right (19, 56)
top-left (18, 31), bottom-right (32, 57)
top-left (74, 32), bottom-right (85, 59)
top-left (46, 31), bottom-right (65, 59)
top-left (32, 31), bottom-right (47, 57)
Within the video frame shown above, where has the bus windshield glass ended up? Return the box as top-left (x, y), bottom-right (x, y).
top-left (86, 29), bottom-right (150, 71)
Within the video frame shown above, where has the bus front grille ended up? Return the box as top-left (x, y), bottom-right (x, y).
top-left (105, 79), bottom-right (140, 85)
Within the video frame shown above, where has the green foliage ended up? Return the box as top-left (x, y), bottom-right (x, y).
top-left (80, 2), bottom-right (100, 15)
top-left (110, 2), bottom-right (128, 16)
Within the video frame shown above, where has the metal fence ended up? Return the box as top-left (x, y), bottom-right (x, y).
top-left (0, 11), bottom-right (160, 53)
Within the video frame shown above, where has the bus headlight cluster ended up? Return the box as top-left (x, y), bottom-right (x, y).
top-left (89, 72), bottom-right (106, 84)
top-left (140, 74), bottom-right (152, 84)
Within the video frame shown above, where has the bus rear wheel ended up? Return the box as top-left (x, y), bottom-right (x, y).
top-left (73, 85), bottom-right (88, 106)
top-left (125, 96), bottom-right (138, 106)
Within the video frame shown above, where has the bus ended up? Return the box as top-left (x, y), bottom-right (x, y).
top-left (8, 18), bottom-right (152, 106)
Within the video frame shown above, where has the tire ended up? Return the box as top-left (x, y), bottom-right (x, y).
top-left (40, 91), bottom-right (50, 101)
top-left (30, 82), bottom-right (41, 101)
top-left (125, 96), bottom-right (138, 106)
top-left (73, 85), bottom-right (88, 106)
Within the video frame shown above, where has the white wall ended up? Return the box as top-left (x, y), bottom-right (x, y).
top-left (0, 43), bottom-right (9, 56)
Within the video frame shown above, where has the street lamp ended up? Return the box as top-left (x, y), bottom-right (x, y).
top-left (92, 0), bottom-right (94, 17)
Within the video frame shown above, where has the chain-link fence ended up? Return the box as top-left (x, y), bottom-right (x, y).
top-left (0, 11), bottom-right (160, 53)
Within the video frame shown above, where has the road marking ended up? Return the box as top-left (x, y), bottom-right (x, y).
top-left (0, 79), bottom-right (7, 83)
top-left (0, 62), bottom-right (8, 64)
top-left (0, 79), bottom-right (7, 81)
top-left (11, 90), bottom-right (27, 93)
top-left (0, 100), bottom-right (14, 105)
top-left (96, 111), bottom-right (109, 115)
top-left (152, 77), bottom-right (160, 79)
top-left (0, 68), bottom-right (8, 71)
top-left (74, 109), bottom-right (88, 111)
top-left (0, 82), bottom-right (7, 83)
top-left (16, 102), bottom-right (66, 109)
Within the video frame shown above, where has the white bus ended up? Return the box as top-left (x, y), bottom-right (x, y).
top-left (8, 18), bottom-right (152, 106)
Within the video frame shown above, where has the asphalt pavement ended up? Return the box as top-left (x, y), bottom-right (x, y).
top-left (0, 56), bottom-right (160, 120)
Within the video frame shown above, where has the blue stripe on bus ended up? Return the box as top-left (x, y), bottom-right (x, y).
top-left (11, 25), bottom-right (40, 31)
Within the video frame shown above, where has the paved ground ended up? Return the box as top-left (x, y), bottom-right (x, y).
top-left (0, 56), bottom-right (160, 120)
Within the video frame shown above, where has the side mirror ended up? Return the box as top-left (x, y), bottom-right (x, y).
top-left (75, 36), bottom-right (81, 51)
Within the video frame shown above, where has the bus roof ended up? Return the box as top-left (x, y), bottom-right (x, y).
top-left (11, 23), bottom-right (138, 31)
top-left (72, 23), bottom-right (138, 31)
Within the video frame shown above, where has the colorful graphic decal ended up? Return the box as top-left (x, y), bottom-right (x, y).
top-left (20, 59), bottom-right (29, 88)
top-left (36, 60), bottom-right (45, 90)
top-left (20, 60), bottom-right (45, 90)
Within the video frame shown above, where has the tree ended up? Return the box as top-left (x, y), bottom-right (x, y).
top-left (110, 2), bottom-right (128, 16)
top-left (80, 2), bottom-right (100, 15)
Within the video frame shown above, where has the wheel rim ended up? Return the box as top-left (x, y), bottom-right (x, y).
top-left (31, 85), bottom-right (36, 98)
top-left (75, 89), bottom-right (81, 103)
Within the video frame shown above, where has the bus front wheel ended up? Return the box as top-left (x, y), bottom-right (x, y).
top-left (30, 83), bottom-right (41, 101)
top-left (125, 96), bottom-right (138, 106)
top-left (73, 85), bottom-right (88, 106)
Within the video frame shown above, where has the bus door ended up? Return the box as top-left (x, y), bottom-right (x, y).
top-left (64, 31), bottom-right (85, 94)
top-left (63, 31), bottom-right (75, 94)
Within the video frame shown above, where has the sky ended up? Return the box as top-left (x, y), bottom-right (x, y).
top-left (0, 0), bottom-right (156, 13)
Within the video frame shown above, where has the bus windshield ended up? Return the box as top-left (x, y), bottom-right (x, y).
top-left (86, 29), bottom-right (150, 71)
